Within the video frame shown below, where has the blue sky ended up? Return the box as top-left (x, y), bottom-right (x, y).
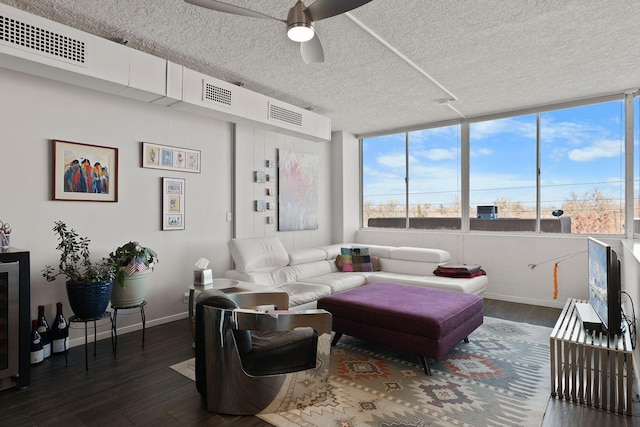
top-left (363, 98), bottom-right (635, 213)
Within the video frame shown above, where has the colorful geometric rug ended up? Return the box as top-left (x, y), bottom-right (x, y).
top-left (170, 316), bottom-right (551, 427)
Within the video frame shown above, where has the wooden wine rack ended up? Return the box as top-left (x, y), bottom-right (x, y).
top-left (550, 298), bottom-right (633, 415)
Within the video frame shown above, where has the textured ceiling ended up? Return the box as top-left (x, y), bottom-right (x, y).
top-left (1, 0), bottom-right (639, 136)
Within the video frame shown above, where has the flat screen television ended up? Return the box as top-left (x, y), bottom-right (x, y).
top-left (586, 237), bottom-right (622, 334)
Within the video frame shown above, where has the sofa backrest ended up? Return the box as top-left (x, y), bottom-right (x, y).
top-left (228, 237), bottom-right (289, 273)
top-left (380, 246), bottom-right (450, 276)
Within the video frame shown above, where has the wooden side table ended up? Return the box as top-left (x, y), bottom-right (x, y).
top-left (112, 301), bottom-right (147, 357)
top-left (550, 298), bottom-right (633, 415)
top-left (68, 311), bottom-right (115, 371)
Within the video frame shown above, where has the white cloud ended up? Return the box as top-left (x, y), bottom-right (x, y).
top-left (470, 147), bottom-right (493, 157)
top-left (568, 139), bottom-right (622, 162)
top-left (471, 117), bottom-right (536, 140)
top-left (415, 147), bottom-right (458, 161)
top-left (376, 152), bottom-right (406, 169)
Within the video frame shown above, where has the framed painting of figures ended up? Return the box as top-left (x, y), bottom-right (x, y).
top-left (52, 139), bottom-right (118, 202)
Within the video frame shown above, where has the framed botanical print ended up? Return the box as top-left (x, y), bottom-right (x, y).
top-left (162, 177), bottom-right (185, 230)
top-left (142, 142), bottom-right (200, 173)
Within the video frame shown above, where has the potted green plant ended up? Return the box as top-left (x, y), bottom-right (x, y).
top-left (42, 221), bottom-right (116, 319)
top-left (108, 241), bottom-right (158, 307)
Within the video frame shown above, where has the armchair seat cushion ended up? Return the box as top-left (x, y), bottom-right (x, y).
top-left (243, 328), bottom-right (318, 376)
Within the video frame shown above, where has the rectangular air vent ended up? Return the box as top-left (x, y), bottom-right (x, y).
top-left (203, 81), bottom-right (232, 107)
top-left (0, 13), bottom-right (87, 66)
top-left (269, 103), bottom-right (303, 127)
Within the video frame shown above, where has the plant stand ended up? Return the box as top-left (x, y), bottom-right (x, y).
top-left (67, 312), bottom-right (116, 371)
top-left (112, 301), bottom-right (146, 357)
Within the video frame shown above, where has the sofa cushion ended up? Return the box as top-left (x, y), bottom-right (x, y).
top-left (340, 247), bottom-right (373, 272)
top-left (288, 248), bottom-right (327, 266)
top-left (228, 237), bottom-right (289, 273)
top-left (243, 328), bottom-right (317, 376)
top-left (380, 258), bottom-right (442, 276)
top-left (318, 243), bottom-right (356, 260)
top-left (366, 272), bottom-right (488, 295)
top-left (337, 255), bottom-right (381, 272)
top-left (273, 282), bottom-right (333, 307)
top-left (287, 260), bottom-right (333, 282)
top-left (390, 247), bottom-right (450, 263)
top-left (301, 272), bottom-right (368, 293)
top-left (321, 243), bottom-right (394, 259)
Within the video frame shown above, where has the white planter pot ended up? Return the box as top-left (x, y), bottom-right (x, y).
top-left (110, 269), bottom-right (152, 307)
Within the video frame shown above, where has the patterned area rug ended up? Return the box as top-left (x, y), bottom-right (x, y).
top-left (170, 316), bottom-right (551, 427)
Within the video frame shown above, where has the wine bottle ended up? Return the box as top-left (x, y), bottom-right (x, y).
top-left (51, 302), bottom-right (69, 354)
top-left (37, 305), bottom-right (51, 358)
top-left (30, 319), bottom-right (44, 364)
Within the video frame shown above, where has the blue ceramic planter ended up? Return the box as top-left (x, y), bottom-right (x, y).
top-left (66, 280), bottom-right (113, 319)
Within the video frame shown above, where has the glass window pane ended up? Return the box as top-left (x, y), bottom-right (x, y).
top-left (362, 133), bottom-right (407, 228)
top-left (541, 101), bottom-right (624, 235)
top-left (636, 96), bottom-right (640, 235)
top-left (407, 125), bottom-right (461, 230)
top-left (469, 115), bottom-right (537, 231)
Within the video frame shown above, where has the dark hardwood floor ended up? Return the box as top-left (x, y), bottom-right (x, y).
top-left (1, 299), bottom-right (637, 426)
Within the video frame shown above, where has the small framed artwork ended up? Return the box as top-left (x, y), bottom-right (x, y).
top-left (142, 142), bottom-right (200, 173)
top-left (254, 171), bottom-right (266, 183)
top-left (162, 177), bottom-right (185, 230)
top-left (52, 139), bottom-right (118, 202)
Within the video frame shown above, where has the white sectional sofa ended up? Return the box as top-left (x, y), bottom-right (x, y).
top-left (224, 237), bottom-right (487, 309)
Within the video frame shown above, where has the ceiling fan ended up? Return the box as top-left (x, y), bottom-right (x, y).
top-left (184, 0), bottom-right (373, 64)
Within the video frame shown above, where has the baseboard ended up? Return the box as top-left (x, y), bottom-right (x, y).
top-left (68, 311), bottom-right (189, 348)
top-left (482, 293), bottom-right (567, 309)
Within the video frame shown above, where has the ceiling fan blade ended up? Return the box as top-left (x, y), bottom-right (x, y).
top-left (185, 0), bottom-right (284, 22)
top-left (304, 0), bottom-right (373, 22)
top-left (300, 33), bottom-right (324, 64)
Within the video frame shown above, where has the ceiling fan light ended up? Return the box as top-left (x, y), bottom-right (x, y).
top-left (287, 24), bottom-right (314, 42)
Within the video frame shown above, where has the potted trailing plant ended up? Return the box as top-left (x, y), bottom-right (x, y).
top-left (42, 221), bottom-right (116, 319)
top-left (108, 241), bottom-right (158, 307)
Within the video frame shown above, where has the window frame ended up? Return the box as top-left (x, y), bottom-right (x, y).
top-left (359, 92), bottom-right (637, 238)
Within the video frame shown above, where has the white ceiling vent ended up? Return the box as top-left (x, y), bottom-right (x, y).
top-left (203, 81), bottom-right (232, 107)
top-left (269, 103), bottom-right (303, 127)
top-left (0, 13), bottom-right (87, 67)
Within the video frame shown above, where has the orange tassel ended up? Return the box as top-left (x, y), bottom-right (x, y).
top-left (553, 262), bottom-right (559, 299)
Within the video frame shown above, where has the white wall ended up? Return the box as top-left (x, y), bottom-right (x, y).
top-left (330, 131), bottom-right (360, 243)
top-left (233, 124), bottom-right (334, 251)
top-left (356, 229), bottom-right (602, 308)
top-left (0, 67), bottom-right (235, 343)
top-left (620, 241), bottom-right (640, 391)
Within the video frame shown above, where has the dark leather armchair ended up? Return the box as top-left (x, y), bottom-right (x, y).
top-left (195, 289), bottom-right (332, 415)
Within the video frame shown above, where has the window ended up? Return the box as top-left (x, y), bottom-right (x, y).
top-left (540, 101), bottom-right (624, 234)
top-left (362, 133), bottom-right (406, 228)
top-left (362, 95), bottom-right (632, 236)
top-left (408, 126), bottom-right (461, 229)
top-left (362, 125), bottom-right (461, 230)
top-left (469, 115), bottom-right (537, 231)
top-left (635, 95), bottom-right (640, 234)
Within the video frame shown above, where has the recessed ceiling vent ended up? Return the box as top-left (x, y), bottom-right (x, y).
top-left (269, 103), bottom-right (303, 127)
top-left (203, 81), bottom-right (232, 107)
top-left (0, 13), bottom-right (87, 66)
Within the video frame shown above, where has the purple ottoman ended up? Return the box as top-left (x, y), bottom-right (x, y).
top-left (317, 282), bottom-right (484, 375)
